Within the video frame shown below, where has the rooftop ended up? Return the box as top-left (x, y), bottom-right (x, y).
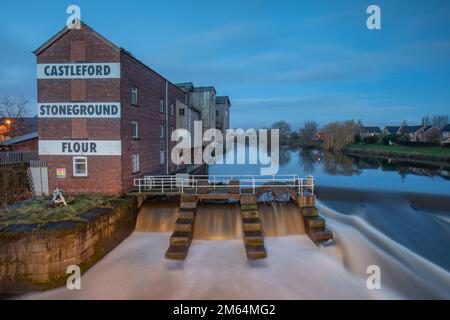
top-left (216, 96), bottom-right (231, 106)
top-left (0, 131), bottom-right (38, 146)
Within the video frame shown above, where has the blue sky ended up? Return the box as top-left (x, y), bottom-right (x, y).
top-left (1, 0), bottom-right (449, 128)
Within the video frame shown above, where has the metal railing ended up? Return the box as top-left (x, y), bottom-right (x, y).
top-left (134, 174), bottom-right (314, 195)
top-left (0, 151), bottom-right (39, 166)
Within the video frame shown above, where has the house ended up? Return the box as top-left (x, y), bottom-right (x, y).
top-left (441, 124), bottom-right (450, 143)
top-left (0, 131), bottom-right (38, 152)
top-left (176, 83), bottom-right (231, 134)
top-left (189, 86), bottom-right (217, 132)
top-left (35, 22), bottom-right (187, 194)
top-left (0, 117), bottom-right (37, 141)
top-left (400, 125), bottom-right (424, 141)
top-left (361, 126), bottom-right (381, 137)
top-left (416, 126), bottom-right (440, 142)
top-left (383, 126), bottom-right (401, 135)
top-left (215, 96), bottom-right (231, 132)
top-left (175, 100), bottom-right (202, 164)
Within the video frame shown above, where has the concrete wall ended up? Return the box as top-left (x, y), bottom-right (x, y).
top-left (215, 100), bottom-right (230, 132)
top-left (190, 90), bottom-right (216, 132)
top-left (0, 197), bottom-right (137, 293)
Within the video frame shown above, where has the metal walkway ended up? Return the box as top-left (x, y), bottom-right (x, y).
top-left (132, 174), bottom-right (315, 197)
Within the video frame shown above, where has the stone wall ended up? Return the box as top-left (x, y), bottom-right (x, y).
top-left (0, 196), bottom-right (137, 294)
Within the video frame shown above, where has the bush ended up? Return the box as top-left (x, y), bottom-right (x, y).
top-left (397, 140), bottom-right (441, 147)
top-left (0, 164), bottom-right (30, 207)
top-left (381, 134), bottom-right (397, 145)
top-left (362, 135), bottom-right (380, 144)
top-left (395, 134), bottom-right (410, 144)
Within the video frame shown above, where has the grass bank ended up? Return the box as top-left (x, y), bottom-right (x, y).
top-left (344, 144), bottom-right (450, 163)
top-left (0, 195), bottom-right (123, 229)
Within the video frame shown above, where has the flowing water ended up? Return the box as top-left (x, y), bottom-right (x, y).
top-left (20, 146), bottom-right (450, 299)
top-left (22, 200), bottom-right (398, 299)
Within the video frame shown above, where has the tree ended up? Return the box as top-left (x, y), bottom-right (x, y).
top-left (421, 114), bottom-right (448, 129)
top-left (431, 114), bottom-right (448, 129)
top-left (0, 96), bottom-right (31, 137)
top-left (422, 116), bottom-right (431, 126)
top-left (271, 121), bottom-right (292, 145)
top-left (322, 120), bottom-right (357, 151)
top-left (298, 121), bottom-right (318, 146)
top-left (0, 96), bottom-right (30, 119)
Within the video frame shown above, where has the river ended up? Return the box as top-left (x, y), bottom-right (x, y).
top-left (22, 147), bottom-right (450, 299)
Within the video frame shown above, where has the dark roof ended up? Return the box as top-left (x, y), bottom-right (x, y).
top-left (215, 96), bottom-right (231, 106)
top-left (402, 125), bottom-right (423, 133)
top-left (421, 126), bottom-right (435, 132)
top-left (362, 126), bottom-right (381, 133)
top-left (442, 124), bottom-right (450, 132)
top-left (384, 126), bottom-right (401, 134)
top-left (0, 132), bottom-right (38, 146)
top-left (175, 82), bottom-right (194, 92)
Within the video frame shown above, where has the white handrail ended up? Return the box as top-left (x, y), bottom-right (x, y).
top-left (133, 174), bottom-right (314, 196)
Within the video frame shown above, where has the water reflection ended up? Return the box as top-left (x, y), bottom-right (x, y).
top-left (294, 147), bottom-right (450, 180)
top-left (209, 145), bottom-right (450, 194)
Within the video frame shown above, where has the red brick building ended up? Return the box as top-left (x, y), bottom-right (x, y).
top-left (36, 23), bottom-right (185, 195)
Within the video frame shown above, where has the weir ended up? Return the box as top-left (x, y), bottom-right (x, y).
top-left (132, 174), bottom-right (333, 260)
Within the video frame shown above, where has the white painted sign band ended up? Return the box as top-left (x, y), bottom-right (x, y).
top-left (38, 102), bottom-right (121, 118)
top-left (39, 140), bottom-right (122, 156)
top-left (37, 63), bottom-right (120, 79)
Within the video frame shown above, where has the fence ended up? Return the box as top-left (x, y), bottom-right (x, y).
top-left (134, 174), bottom-right (315, 195)
top-left (0, 151), bottom-right (39, 166)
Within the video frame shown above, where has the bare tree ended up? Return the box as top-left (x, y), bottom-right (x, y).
top-left (431, 114), bottom-right (448, 129)
top-left (0, 96), bottom-right (30, 118)
top-left (421, 114), bottom-right (448, 129)
top-left (0, 96), bottom-right (31, 137)
top-left (271, 121), bottom-right (292, 145)
top-left (422, 116), bottom-right (431, 126)
top-left (298, 121), bottom-right (318, 146)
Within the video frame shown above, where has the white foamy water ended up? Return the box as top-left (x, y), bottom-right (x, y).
top-left (317, 201), bottom-right (450, 299)
top-left (21, 232), bottom-right (397, 300)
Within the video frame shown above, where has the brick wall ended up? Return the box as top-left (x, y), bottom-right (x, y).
top-left (37, 25), bottom-right (122, 195)
top-left (10, 138), bottom-right (38, 152)
top-left (120, 53), bottom-right (185, 191)
top-left (37, 24), bottom-right (187, 195)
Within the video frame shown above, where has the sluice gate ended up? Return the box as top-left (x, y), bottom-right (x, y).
top-left (132, 175), bottom-right (332, 260)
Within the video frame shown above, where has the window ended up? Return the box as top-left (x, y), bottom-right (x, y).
top-left (179, 108), bottom-right (185, 116)
top-left (160, 151), bottom-right (165, 165)
top-left (132, 154), bottom-right (139, 173)
top-left (216, 110), bottom-right (219, 117)
top-left (131, 121), bottom-right (138, 139)
top-left (160, 125), bottom-right (164, 139)
top-left (159, 98), bottom-right (164, 113)
top-left (170, 103), bottom-right (174, 116)
top-left (131, 86), bottom-right (138, 106)
top-left (73, 157), bottom-right (87, 177)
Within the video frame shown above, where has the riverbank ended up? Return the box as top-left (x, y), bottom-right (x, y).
top-left (0, 196), bottom-right (138, 293)
top-left (0, 195), bottom-right (122, 229)
top-left (344, 144), bottom-right (450, 164)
